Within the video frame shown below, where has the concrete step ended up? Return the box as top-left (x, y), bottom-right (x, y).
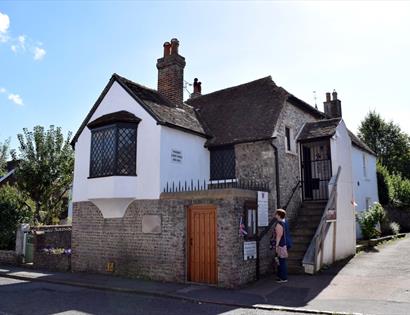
top-left (293, 221), bottom-right (319, 229)
top-left (302, 200), bottom-right (327, 208)
top-left (288, 250), bottom-right (306, 259)
top-left (287, 258), bottom-right (305, 274)
top-left (292, 228), bottom-right (316, 237)
top-left (289, 243), bottom-right (309, 252)
top-left (291, 236), bottom-right (311, 244)
top-left (297, 214), bottom-right (322, 220)
top-left (298, 208), bottom-right (324, 216)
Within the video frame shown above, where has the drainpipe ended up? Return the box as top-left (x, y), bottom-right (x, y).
top-left (270, 142), bottom-right (281, 208)
top-left (256, 141), bottom-right (281, 280)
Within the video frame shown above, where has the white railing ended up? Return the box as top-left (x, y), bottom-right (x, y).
top-left (302, 166), bottom-right (341, 273)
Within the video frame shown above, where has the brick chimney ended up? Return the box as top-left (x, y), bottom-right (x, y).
top-left (156, 38), bottom-right (186, 106)
top-left (323, 90), bottom-right (342, 118)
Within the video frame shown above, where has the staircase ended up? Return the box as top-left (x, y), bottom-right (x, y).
top-left (288, 200), bottom-right (327, 274)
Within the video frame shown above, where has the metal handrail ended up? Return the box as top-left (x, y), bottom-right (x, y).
top-left (283, 180), bottom-right (301, 211)
top-left (257, 180), bottom-right (301, 241)
top-left (303, 166), bottom-right (341, 272)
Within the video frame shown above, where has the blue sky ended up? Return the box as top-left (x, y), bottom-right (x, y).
top-left (1, 1), bottom-right (409, 150)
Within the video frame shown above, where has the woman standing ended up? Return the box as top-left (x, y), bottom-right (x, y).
top-left (274, 209), bottom-right (288, 283)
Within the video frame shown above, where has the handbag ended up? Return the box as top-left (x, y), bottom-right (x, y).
top-left (276, 222), bottom-right (288, 259)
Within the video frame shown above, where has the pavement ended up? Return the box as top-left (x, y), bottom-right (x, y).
top-left (1, 235), bottom-right (410, 315)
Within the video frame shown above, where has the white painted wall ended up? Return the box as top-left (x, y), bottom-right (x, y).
top-left (321, 120), bottom-right (356, 265)
top-left (72, 80), bottom-right (211, 217)
top-left (160, 126), bottom-right (209, 192)
top-left (351, 146), bottom-right (379, 238)
top-left (72, 80), bottom-right (162, 216)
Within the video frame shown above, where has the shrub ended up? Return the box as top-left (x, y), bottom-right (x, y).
top-left (0, 185), bottom-right (33, 250)
top-left (377, 163), bottom-right (393, 205)
top-left (389, 222), bottom-right (401, 235)
top-left (390, 173), bottom-right (410, 206)
top-left (357, 203), bottom-right (386, 240)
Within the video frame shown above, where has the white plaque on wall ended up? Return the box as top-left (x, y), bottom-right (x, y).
top-left (244, 241), bottom-right (257, 260)
top-left (142, 215), bottom-right (162, 234)
top-left (171, 149), bottom-right (183, 164)
top-left (257, 191), bottom-right (269, 226)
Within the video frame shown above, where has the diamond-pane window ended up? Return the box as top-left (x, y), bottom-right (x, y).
top-left (210, 146), bottom-right (236, 180)
top-left (89, 123), bottom-right (137, 178)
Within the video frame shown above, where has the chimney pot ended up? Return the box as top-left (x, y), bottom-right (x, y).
top-left (191, 78), bottom-right (202, 98)
top-left (170, 38), bottom-right (179, 55)
top-left (163, 42), bottom-right (171, 57)
top-left (326, 92), bottom-right (331, 102)
top-left (332, 90), bottom-right (337, 101)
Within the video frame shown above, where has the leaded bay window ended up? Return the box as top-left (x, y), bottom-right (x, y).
top-left (88, 111), bottom-right (140, 178)
top-left (210, 146), bottom-right (236, 180)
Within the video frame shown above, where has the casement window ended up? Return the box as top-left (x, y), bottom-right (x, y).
top-left (88, 111), bottom-right (140, 178)
top-left (362, 153), bottom-right (368, 178)
top-left (210, 146), bottom-right (236, 180)
top-left (285, 126), bottom-right (295, 153)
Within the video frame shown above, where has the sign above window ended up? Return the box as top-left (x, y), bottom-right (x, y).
top-left (171, 149), bottom-right (183, 164)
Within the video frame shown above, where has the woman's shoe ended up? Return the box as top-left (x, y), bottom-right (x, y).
top-left (276, 279), bottom-right (288, 283)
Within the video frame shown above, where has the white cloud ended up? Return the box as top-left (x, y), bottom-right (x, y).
top-left (0, 11), bottom-right (46, 60)
top-left (0, 12), bottom-right (10, 43)
top-left (33, 46), bottom-right (46, 60)
top-left (0, 87), bottom-right (6, 93)
top-left (8, 93), bottom-right (23, 106)
top-left (0, 12), bottom-right (9, 33)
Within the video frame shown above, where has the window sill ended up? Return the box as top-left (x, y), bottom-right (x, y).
top-left (88, 174), bottom-right (137, 179)
top-left (285, 150), bottom-right (298, 157)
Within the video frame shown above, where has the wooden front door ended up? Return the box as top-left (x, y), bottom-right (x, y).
top-left (187, 205), bottom-right (217, 284)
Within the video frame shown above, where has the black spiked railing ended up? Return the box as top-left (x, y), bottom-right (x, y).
top-left (163, 178), bottom-right (270, 193)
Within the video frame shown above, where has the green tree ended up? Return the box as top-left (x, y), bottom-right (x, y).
top-left (377, 163), bottom-right (393, 206)
top-left (0, 184), bottom-right (33, 250)
top-left (358, 111), bottom-right (410, 178)
top-left (0, 138), bottom-right (10, 176)
top-left (15, 126), bottom-right (74, 224)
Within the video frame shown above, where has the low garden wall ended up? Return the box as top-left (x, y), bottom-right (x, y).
top-left (72, 189), bottom-right (276, 288)
top-left (32, 225), bottom-right (72, 271)
top-left (385, 206), bottom-right (410, 232)
top-left (0, 250), bottom-right (17, 265)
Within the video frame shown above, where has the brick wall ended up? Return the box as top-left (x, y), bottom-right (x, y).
top-left (72, 189), bottom-right (276, 288)
top-left (272, 101), bottom-right (319, 221)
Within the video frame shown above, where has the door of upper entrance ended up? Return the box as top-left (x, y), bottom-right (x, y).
top-left (301, 141), bottom-right (332, 201)
top-left (187, 205), bottom-right (217, 284)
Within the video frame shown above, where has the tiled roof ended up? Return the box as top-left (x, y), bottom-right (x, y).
top-left (348, 130), bottom-right (376, 156)
top-left (297, 118), bottom-right (342, 141)
top-left (87, 110), bottom-right (141, 129)
top-left (297, 118), bottom-right (377, 156)
top-left (187, 76), bottom-right (323, 147)
top-left (71, 74), bottom-right (207, 146)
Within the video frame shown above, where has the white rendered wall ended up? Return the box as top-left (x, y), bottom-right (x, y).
top-left (351, 146), bottom-right (379, 238)
top-left (72, 81), bottom-right (162, 217)
top-left (160, 126), bottom-right (209, 192)
top-left (322, 120), bottom-right (356, 265)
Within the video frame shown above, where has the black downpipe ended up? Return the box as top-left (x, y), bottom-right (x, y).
top-left (255, 142), bottom-right (280, 280)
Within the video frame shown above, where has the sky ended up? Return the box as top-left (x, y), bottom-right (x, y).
top-left (1, 1), bottom-right (410, 150)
